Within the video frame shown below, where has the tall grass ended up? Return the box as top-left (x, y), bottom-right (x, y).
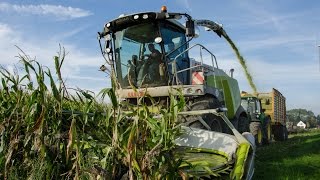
top-left (253, 129), bottom-right (320, 180)
top-left (0, 49), bottom-right (185, 179)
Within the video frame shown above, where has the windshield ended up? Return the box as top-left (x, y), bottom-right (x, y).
top-left (241, 99), bottom-right (249, 111)
top-left (114, 23), bottom-right (166, 88)
top-left (241, 98), bottom-right (261, 119)
top-left (113, 21), bottom-right (189, 88)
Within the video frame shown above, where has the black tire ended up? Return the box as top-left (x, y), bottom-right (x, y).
top-left (250, 122), bottom-right (262, 146)
top-left (260, 121), bottom-right (271, 145)
top-left (274, 125), bottom-right (287, 141)
top-left (281, 125), bottom-right (288, 141)
top-left (284, 126), bottom-right (288, 140)
top-left (187, 97), bottom-right (225, 133)
top-left (238, 115), bottom-right (250, 133)
top-left (189, 121), bottom-right (207, 129)
top-left (273, 126), bottom-right (279, 141)
top-left (265, 122), bottom-right (272, 144)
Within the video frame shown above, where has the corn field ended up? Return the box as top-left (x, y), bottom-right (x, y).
top-left (0, 49), bottom-right (186, 179)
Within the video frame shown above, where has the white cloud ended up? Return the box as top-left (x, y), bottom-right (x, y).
top-left (0, 23), bottom-right (108, 93)
top-left (0, 23), bottom-right (21, 64)
top-left (239, 35), bottom-right (314, 51)
top-left (233, 1), bottom-right (305, 32)
top-left (51, 26), bottom-right (89, 41)
top-left (0, 2), bottom-right (92, 20)
top-left (0, 23), bottom-right (12, 37)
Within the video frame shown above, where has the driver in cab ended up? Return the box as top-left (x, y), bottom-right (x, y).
top-left (147, 44), bottom-right (161, 62)
top-left (140, 43), bottom-right (165, 83)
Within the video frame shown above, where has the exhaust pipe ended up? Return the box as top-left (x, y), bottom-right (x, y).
top-left (230, 68), bottom-right (234, 78)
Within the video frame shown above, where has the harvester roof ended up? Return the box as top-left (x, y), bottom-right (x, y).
top-left (103, 11), bottom-right (185, 36)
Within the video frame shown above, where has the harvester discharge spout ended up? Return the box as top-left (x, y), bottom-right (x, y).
top-left (195, 20), bottom-right (227, 37)
top-left (196, 19), bottom-right (258, 93)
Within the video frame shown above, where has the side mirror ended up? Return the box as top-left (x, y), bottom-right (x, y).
top-left (186, 20), bottom-right (195, 37)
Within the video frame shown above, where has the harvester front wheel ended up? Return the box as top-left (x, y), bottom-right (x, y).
top-left (238, 115), bottom-right (250, 133)
top-left (187, 97), bottom-right (225, 133)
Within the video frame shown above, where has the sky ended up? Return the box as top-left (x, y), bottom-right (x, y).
top-left (0, 0), bottom-right (320, 115)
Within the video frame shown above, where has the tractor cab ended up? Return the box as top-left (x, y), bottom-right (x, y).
top-left (241, 92), bottom-right (262, 121)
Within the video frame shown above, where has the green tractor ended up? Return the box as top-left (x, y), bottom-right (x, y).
top-left (241, 89), bottom-right (288, 146)
top-left (98, 6), bottom-right (255, 179)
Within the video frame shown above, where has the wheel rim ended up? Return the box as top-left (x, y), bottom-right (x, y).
top-left (257, 129), bottom-right (262, 144)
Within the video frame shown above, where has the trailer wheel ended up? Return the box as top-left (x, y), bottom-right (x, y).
top-left (281, 125), bottom-right (288, 141)
top-left (187, 97), bottom-right (225, 133)
top-left (266, 122), bottom-right (272, 143)
top-left (274, 125), bottom-right (287, 141)
top-left (284, 126), bottom-right (288, 140)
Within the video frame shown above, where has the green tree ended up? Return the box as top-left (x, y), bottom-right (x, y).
top-left (287, 109), bottom-right (317, 126)
top-left (306, 116), bottom-right (317, 128)
top-left (316, 115), bottom-right (320, 126)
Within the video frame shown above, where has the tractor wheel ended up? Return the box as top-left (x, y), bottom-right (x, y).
top-left (187, 97), bottom-right (225, 133)
top-left (238, 115), bottom-right (250, 133)
top-left (261, 122), bottom-right (272, 145)
top-left (250, 122), bottom-right (262, 146)
top-left (257, 127), bottom-right (263, 146)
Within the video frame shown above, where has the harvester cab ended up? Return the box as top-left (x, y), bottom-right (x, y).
top-left (98, 6), bottom-right (248, 133)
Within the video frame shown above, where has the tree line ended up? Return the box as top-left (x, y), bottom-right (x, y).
top-left (287, 109), bottom-right (320, 128)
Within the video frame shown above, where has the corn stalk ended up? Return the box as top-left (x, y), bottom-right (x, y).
top-left (0, 47), bottom-right (185, 179)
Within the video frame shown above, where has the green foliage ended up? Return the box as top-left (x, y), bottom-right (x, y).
top-left (0, 49), bottom-right (185, 179)
top-left (253, 129), bottom-right (320, 180)
top-left (287, 109), bottom-right (319, 128)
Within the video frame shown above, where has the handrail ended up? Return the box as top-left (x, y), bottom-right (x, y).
top-left (168, 43), bottom-right (219, 85)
